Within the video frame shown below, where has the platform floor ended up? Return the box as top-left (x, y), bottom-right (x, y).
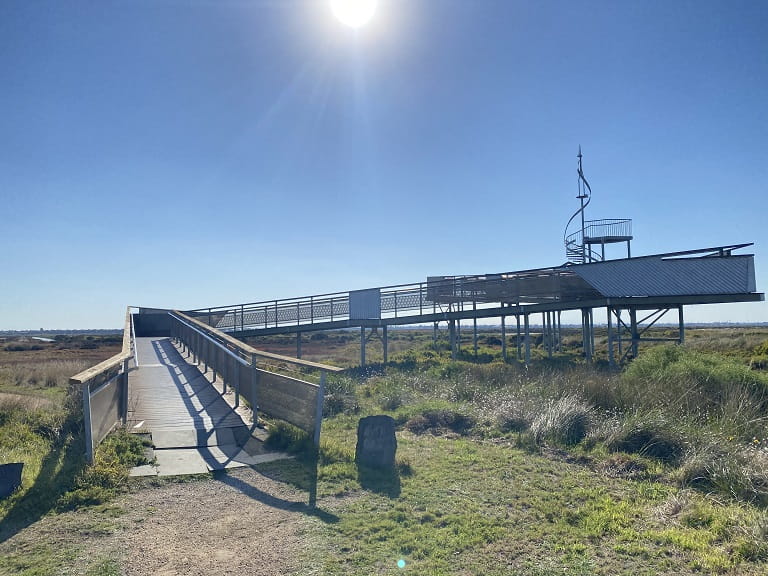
top-left (127, 337), bottom-right (287, 477)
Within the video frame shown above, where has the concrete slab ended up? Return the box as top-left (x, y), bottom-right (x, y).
top-left (129, 464), bottom-right (159, 477)
top-left (154, 449), bottom-right (210, 476)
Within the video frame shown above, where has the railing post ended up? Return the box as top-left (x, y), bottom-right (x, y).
top-left (251, 355), bottom-right (258, 426)
top-left (234, 359), bottom-right (240, 409)
top-left (121, 358), bottom-right (129, 423)
top-left (313, 371), bottom-right (325, 447)
top-left (82, 381), bottom-right (94, 464)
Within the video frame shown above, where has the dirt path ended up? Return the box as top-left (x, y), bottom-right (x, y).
top-left (0, 467), bottom-right (323, 575)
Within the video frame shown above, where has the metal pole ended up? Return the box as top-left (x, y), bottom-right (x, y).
top-left (360, 326), bottom-right (366, 367)
top-left (251, 356), bottom-right (258, 426)
top-left (449, 320), bottom-right (456, 360)
top-left (607, 307), bottom-right (615, 367)
top-left (501, 314), bottom-right (507, 362)
top-left (524, 314), bottom-right (530, 365)
top-left (383, 325), bottom-right (388, 364)
top-left (630, 308), bottom-right (639, 358)
top-left (297, 332), bottom-right (302, 359)
top-left (678, 305), bottom-right (685, 345)
top-left (516, 314), bottom-right (522, 360)
top-left (83, 382), bottom-right (94, 464)
top-left (473, 317), bottom-right (478, 358)
top-left (234, 360), bottom-right (240, 409)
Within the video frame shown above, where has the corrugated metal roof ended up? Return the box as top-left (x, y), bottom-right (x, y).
top-left (573, 255), bottom-right (756, 298)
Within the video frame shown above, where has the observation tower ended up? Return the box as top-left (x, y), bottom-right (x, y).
top-left (564, 148), bottom-right (633, 263)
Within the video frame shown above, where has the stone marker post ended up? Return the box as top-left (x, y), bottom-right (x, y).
top-left (355, 415), bottom-right (397, 470)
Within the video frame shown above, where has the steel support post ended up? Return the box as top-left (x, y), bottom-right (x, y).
top-left (297, 332), bottom-right (302, 359)
top-left (121, 358), bottom-right (129, 423)
top-left (630, 308), bottom-right (639, 359)
top-left (473, 317), bottom-right (478, 358)
top-left (678, 306), bottom-right (685, 345)
top-left (383, 325), bottom-right (388, 364)
top-left (83, 383), bottom-right (94, 464)
top-left (607, 308), bottom-right (615, 368)
top-left (524, 314), bottom-right (531, 365)
top-left (516, 315), bottom-right (522, 360)
top-left (449, 320), bottom-right (457, 360)
top-left (433, 322), bottom-right (438, 349)
top-left (360, 326), bottom-right (366, 367)
top-left (234, 360), bottom-right (240, 409)
top-left (250, 357), bottom-right (258, 426)
top-left (501, 314), bottom-right (507, 362)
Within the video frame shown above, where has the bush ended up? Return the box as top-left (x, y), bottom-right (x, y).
top-left (405, 409), bottom-right (475, 435)
top-left (606, 411), bottom-right (686, 464)
top-left (621, 346), bottom-right (768, 418)
top-left (58, 428), bottom-right (149, 511)
top-left (530, 395), bottom-right (591, 446)
top-left (265, 420), bottom-right (315, 456)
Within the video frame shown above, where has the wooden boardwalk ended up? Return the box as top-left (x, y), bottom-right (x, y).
top-left (128, 337), bottom-right (246, 434)
top-left (127, 337), bottom-right (284, 476)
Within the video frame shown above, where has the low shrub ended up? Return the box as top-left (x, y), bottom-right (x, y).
top-left (606, 412), bottom-right (686, 464)
top-left (58, 428), bottom-right (148, 511)
top-left (405, 409), bottom-right (475, 435)
top-left (265, 420), bottom-right (315, 456)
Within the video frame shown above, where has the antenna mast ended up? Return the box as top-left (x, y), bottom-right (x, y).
top-left (576, 146), bottom-right (592, 262)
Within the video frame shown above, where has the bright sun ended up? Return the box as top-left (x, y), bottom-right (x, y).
top-left (330, 0), bottom-right (378, 28)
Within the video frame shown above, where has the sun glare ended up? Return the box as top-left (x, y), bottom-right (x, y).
top-left (330, 0), bottom-right (378, 28)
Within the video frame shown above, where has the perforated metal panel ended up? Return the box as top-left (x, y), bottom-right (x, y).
top-left (574, 255), bottom-right (756, 297)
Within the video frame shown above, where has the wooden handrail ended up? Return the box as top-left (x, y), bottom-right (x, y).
top-left (172, 310), bottom-right (342, 372)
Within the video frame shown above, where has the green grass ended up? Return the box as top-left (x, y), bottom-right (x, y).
top-left (259, 342), bottom-right (768, 575)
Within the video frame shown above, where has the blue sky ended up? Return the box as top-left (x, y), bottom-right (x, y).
top-left (1, 0), bottom-right (766, 329)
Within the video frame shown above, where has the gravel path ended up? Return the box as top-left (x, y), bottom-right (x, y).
top-left (0, 466), bottom-right (321, 575)
top-left (107, 467), bottom-right (312, 575)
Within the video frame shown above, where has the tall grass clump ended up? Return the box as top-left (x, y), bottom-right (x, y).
top-left (530, 394), bottom-right (592, 446)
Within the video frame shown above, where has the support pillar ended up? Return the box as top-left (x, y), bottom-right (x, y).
top-left (630, 308), bottom-right (639, 359)
top-left (607, 307), bottom-right (615, 368)
top-left (449, 320), bottom-right (457, 360)
top-left (297, 332), bottom-right (302, 359)
top-left (501, 315), bottom-right (507, 362)
top-left (678, 306), bottom-right (685, 345)
top-left (433, 322), bottom-right (438, 350)
top-left (473, 317), bottom-right (478, 358)
top-left (516, 314), bottom-right (522, 361)
top-left (524, 314), bottom-right (531, 365)
top-left (360, 326), bottom-right (366, 367)
top-left (383, 325), bottom-right (388, 364)
top-left (582, 308), bottom-right (593, 363)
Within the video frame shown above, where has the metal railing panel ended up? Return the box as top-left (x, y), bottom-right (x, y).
top-left (71, 307), bottom-right (134, 463)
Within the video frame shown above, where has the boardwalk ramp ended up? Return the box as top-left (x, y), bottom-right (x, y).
top-left (128, 336), bottom-right (286, 476)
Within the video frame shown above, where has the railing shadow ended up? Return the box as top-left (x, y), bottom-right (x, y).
top-left (213, 465), bottom-right (338, 524)
top-left (0, 429), bottom-right (85, 543)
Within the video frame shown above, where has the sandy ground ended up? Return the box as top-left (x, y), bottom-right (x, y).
top-left (0, 467), bottom-right (321, 576)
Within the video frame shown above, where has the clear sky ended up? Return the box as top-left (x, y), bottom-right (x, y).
top-left (1, 0), bottom-right (767, 330)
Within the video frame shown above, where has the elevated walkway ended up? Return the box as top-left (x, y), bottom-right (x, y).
top-left (127, 337), bottom-right (288, 477)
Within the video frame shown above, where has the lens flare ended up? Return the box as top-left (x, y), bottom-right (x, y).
top-left (330, 0), bottom-right (378, 28)
top-left (397, 559), bottom-right (406, 569)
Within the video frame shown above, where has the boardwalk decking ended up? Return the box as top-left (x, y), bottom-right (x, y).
top-left (127, 337), bottom-right (286, 476)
